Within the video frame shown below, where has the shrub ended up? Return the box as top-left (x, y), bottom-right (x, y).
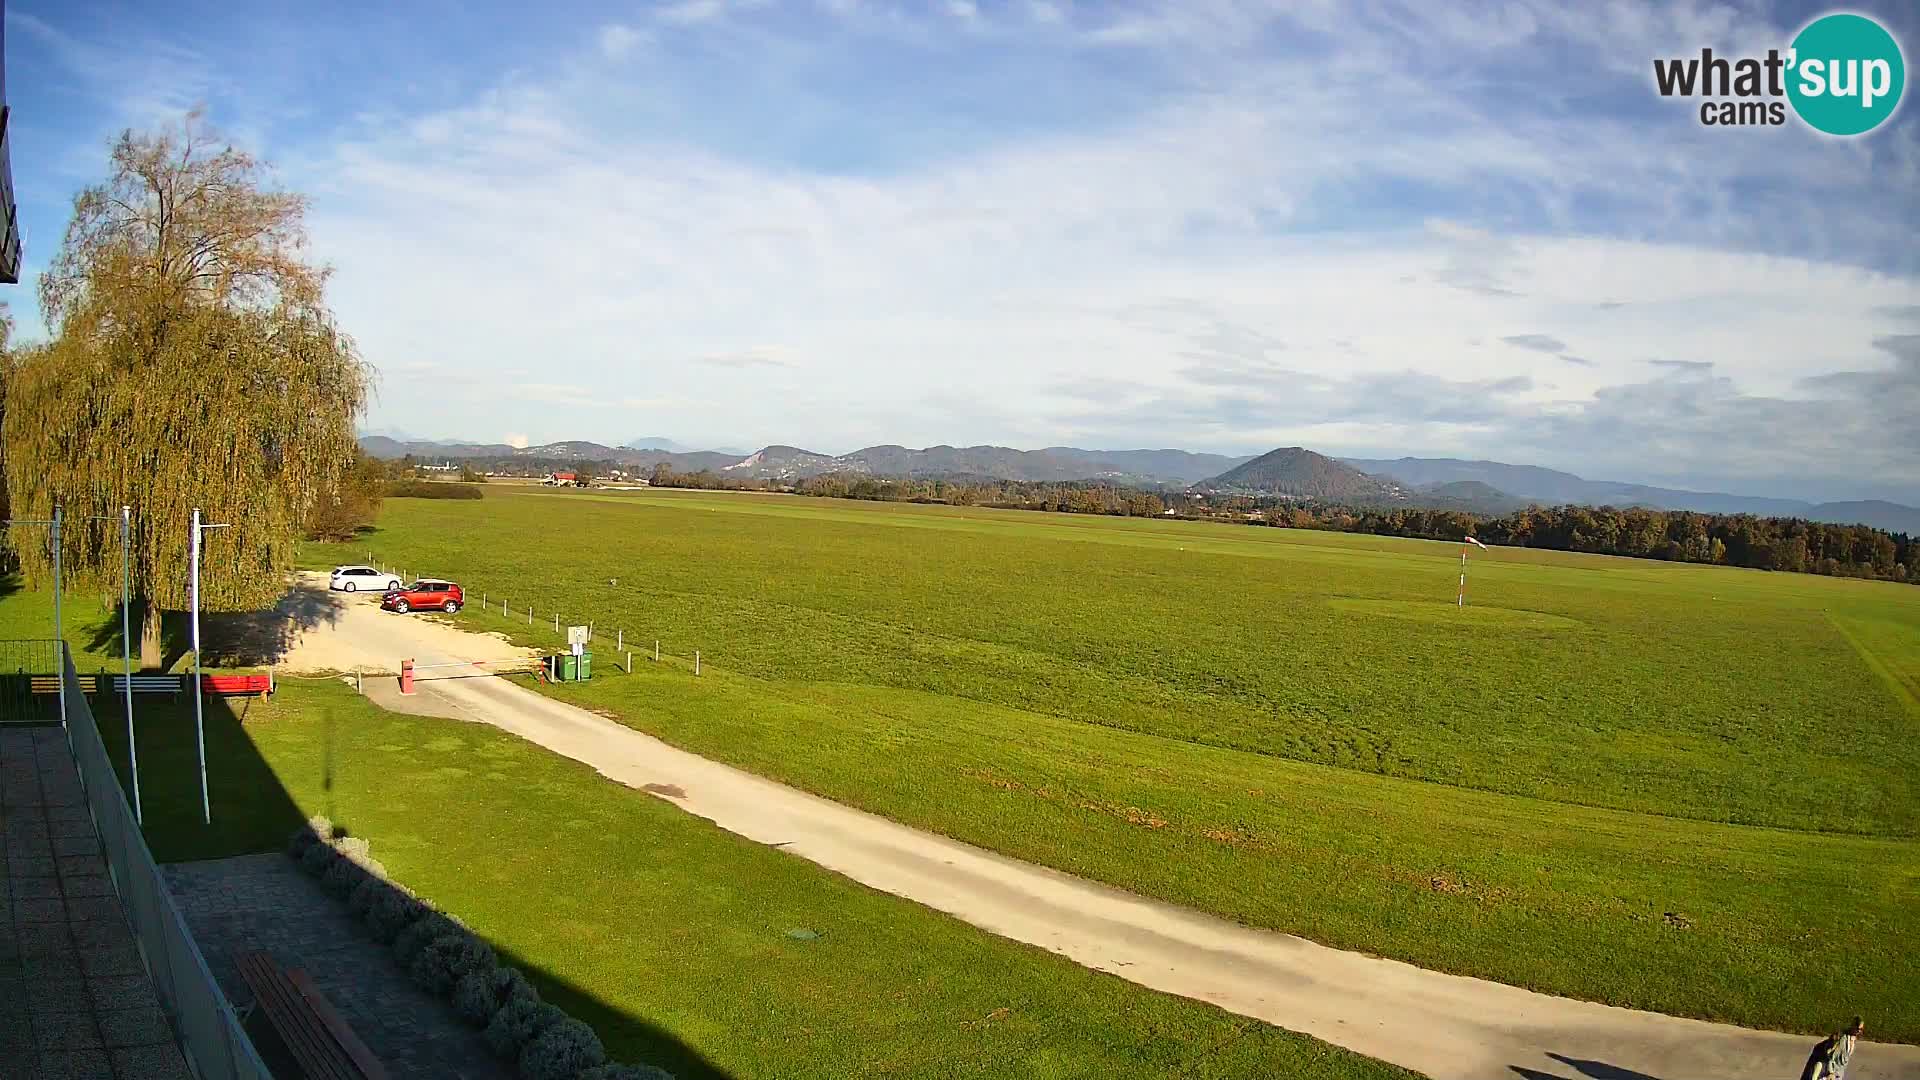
top-left (393, 911), bottom-right (461, 967)
top-left (366, 887), bottom-right (427, 944)
top-left (347, 874), bottom-right (390, 919)
top-left (483, 999), bottom-right (564, 1061)
top-left (409, 931), bottom-right (496, 997)
top-left (519, 1017), bottom-right (606, 1080)
top-left (299, 841), bottom-right (338, 877)
top-left (453, 966), bottom-right (537, 1027)
top-left (579, 1066), bottom-right (676, 1080)
top-left (386, 480), bottom-right (483, 500)
top-left (286, 815), bottom-right (332, 858)
top-left (321, 854), bottom-right (369, 900)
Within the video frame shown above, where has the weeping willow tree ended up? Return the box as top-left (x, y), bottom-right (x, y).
top-left (2, 112), bottom-right (369, 667)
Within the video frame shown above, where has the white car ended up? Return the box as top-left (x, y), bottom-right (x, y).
top-left (329, 565), bottom-right (402, 593)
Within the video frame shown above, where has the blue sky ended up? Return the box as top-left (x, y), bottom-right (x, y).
top-left (8, 0), bottom-right (1919, 501)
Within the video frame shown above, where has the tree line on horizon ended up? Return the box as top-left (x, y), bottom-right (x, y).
top-left (643, 466), bottom-right (1920, 585)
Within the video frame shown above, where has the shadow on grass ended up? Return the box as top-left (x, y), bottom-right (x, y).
top-left (89, 672), bottom-right (733, 1078)
top-left (81, 602), bottom-right (196, 673)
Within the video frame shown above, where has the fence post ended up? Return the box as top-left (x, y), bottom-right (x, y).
top-left (695, 650), bottom-right (701, 676)
top-left (654, 640), bottom-right (659, 663)
top-left (528, 607), bottom-right (533, 625)
top-left (625, 651), bottom-right (632, 673)
top-left (554, 612), bottom-right (559, 632)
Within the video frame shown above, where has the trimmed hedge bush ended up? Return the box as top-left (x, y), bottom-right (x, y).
top-left (484, 998), bottom-right (564, 1061)
top-left (321, 854), bottom-right (369, 900)
top-left (347, 875), bottom-right (385, 919)
top-left (453, 966), bottom-right (538, 1027)
top-left (365, 886), bottom-right (427, 944)
top-left (299, 840), bottom-right (338, 877)
top-left (286, 815), bottom-right (332, 858)
top-left (394, 911), bottom-right (462, 968)
top-left (579, 1066), bottom-right (676, 1080)
top-left (410, 931), bottom-right (497, 996)
top-left (519, 1017), bottom-right (606, 1080)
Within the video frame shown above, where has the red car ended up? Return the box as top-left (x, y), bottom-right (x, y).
top-left (381, 579), bottom-right (463, 614)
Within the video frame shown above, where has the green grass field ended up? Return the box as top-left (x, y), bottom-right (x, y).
top-left (87, 680), bottom-right (1408, 1079)
top-left (304, 489), bottom-right (1920, 1040)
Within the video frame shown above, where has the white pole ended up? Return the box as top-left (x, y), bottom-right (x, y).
top-left (617, 629), bottom-right (623, 651)
top-left (52, 505), bottom-right (66, 732)
top-left (191, 508), bottom-right (209, 824)
top-left (1458, 548), bottom-right (1468, 608)
top-left (122, 506), bottom-right (141, 825)
top-left (554, 612), bottom-right (560, 632)
top-left (654, 639), bottom-right (659, 663)
top-left (695, 650), bottom-right (701, 676)
top-left (625, 650), bottom-right (632, 673)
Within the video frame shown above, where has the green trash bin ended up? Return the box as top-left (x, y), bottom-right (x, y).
top-left (578, 650), bottom-right (592, 681)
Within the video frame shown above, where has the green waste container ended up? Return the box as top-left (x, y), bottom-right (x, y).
top-left (578, 650), bottom-right (592, 681)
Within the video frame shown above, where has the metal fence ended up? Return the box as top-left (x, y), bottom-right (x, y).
top-left (0, 638), bottom-right (64, 724)
top-left (58, 646), bottom-right (274, 1080)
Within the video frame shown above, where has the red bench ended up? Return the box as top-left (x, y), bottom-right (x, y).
top-left (201, 673), bottom-right (274, 699)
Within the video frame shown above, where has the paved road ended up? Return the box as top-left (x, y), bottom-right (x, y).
top-left (278, 575), bottom-right (1920, 1080)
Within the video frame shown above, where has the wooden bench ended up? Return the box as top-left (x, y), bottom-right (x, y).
top-left (97, 673), bottom-right (183, 698)
top-left (29, 675), bottom-right (66, 695)
top-left (237, 950), bottom-right (388, 1080)
top-left (201, 672), bottom-right (274, 699)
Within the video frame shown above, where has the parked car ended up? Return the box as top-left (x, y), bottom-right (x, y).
top-left (330, 565), bottom-right (402, 593)
top-left (381, 579), bottom-right (464, 614)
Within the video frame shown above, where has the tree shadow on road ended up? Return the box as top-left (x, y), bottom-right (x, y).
top-left (198, 582), bottom-right (347, 667)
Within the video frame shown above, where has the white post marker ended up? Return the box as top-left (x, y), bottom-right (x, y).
top-left (121, 506), bottom-right (141, 824)
top-left (1458, 535), bottom-right (1489, 607)
top-left (52, 505), bottom-right (65, 732)
top-left (190, 508), bottom-right (232, 825)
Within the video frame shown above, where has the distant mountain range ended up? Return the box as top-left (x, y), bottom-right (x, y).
top-left (1197, 447), bottom-right (1405, 501)
top-left (355, 435), bottom-right (1919, 533)
top-left (1343, 457), bottom-right (1920, 534)
top-left (718, 444), bottom-right (1251, 485)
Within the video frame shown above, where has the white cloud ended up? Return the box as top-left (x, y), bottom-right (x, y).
top-left (656, 0), bottom-right (726, 26)
top-left (597, 24), bottom-right (644, 58)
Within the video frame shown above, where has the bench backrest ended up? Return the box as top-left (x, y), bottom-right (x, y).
top-left (104, 674), bottom-right (183, 692)
top-left (202, 674), bottom-right (272, 691)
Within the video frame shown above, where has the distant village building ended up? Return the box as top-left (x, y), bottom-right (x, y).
top-left (544, 471), bottom-right (579, 486)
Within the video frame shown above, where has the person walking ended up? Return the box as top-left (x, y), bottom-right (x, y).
top-left (1802, 1017), bottom-right (1865, 1080)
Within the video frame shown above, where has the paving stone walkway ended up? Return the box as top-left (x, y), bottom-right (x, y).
top-left (165, 852), bottom-right (510, 1080)
top-left (1, 725), bottom-right (192, 1080)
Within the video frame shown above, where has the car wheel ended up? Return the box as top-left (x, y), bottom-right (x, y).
top-left (394, 599), bottom-right (411, 613)
top-left (444, 600), bottom-right (461, 614)
top-left (344, 581), bottom-right (356, 592)
top-left (388, 579), bottom-right (401, 591)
